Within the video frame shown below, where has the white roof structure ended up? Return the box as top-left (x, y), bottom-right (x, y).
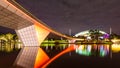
top-left (75, 30), bottom-right (107, 37)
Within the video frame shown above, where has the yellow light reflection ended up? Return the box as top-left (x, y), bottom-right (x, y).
top-left (112, 44), bottom-right (120, 52)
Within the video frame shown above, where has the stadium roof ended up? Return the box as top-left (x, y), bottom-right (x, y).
top-left (75, 30), bottom-right (107, 37)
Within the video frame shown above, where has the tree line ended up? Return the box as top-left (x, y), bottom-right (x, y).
top-left (0, 33), bottom-right (19, 45)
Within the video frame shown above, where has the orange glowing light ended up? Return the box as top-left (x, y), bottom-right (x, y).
top-left (42, 45), bottom-right (75, 68)
top-left (34, 24), bottom-right (50, 45)
top-left (34, 48), bottom-right (50, 68)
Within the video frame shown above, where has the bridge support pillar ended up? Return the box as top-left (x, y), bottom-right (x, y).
top-left (16, 24), bottom-right (50, 46)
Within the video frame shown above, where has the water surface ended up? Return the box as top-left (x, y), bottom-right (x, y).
top-left (0, 44), bottom-right (120, 68)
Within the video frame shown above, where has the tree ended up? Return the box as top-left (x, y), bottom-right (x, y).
top-left (0, 34), bottom-right (7, 45)
top-left (110, 33), bottom-right (120, 39)
top-left (89, 29), bottom-right (103, 42)
top-left (5, 33), bottom-right (14, 45)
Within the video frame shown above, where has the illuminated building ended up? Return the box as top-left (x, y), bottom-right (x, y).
top-left (75, 30), bottom-right (107, 37)
top-left (74, 30), bottom-right (110, 42)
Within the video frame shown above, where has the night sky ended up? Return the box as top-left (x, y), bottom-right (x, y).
top-left (1, 0), bottom-right (120, 35)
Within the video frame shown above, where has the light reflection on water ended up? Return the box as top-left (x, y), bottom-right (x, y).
top-left (0, 43), bottom-right (22, 52)
top-left (0, 43), bottom-right (22, 68)
top-left (75, 44), bottom-right (110, 57)
top-left (0, 44), bottom-right (120, 68)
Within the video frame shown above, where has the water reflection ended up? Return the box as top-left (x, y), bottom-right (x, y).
top-left (75, 44), bottom-right (120, 58)
top-left (0, 43), bottom-right (22, 52)
top-left (1, 44), bottom-right (120, 68)
top-left (13, 44), bottom-right (75, 68)
top-left (13, 47), bottom-right (49, 68)
top-left (0, 44), bottom-right (22, 68)
top-left (42, 44), bottom-right (75, 68)
top-left (76, 44), bottom-right (109, 57)
top-left (112, 44), bottom-right (120, 52)
top-left (40, 44), bottom-right (68, 58)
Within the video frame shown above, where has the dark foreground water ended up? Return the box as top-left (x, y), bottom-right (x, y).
top-left (0, 44), bottom-right (120, 68)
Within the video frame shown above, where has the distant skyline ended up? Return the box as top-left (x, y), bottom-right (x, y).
top-left (1, 0), bottom-right (120, 35)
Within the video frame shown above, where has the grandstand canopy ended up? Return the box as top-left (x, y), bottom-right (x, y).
top-left (75, 30), bottom-right (107, 37)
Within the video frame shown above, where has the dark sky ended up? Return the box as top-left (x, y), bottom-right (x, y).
top-left (1, 0), bottom-right (120, 35)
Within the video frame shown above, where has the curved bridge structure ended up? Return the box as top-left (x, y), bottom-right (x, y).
top-left (0, 0), bottom-right (75, 46)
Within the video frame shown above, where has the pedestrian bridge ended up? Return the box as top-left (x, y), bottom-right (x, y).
top-left (0, 0), bottom-right (76, 46)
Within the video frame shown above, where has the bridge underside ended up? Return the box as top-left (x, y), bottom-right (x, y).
top-left (0, 0), bottom-right (50, 46)
top-left (0, 1), bottom-right (76, 68)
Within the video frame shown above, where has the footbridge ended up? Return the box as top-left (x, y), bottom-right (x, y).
top-left (0, 0), bottom-right (78, 46)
